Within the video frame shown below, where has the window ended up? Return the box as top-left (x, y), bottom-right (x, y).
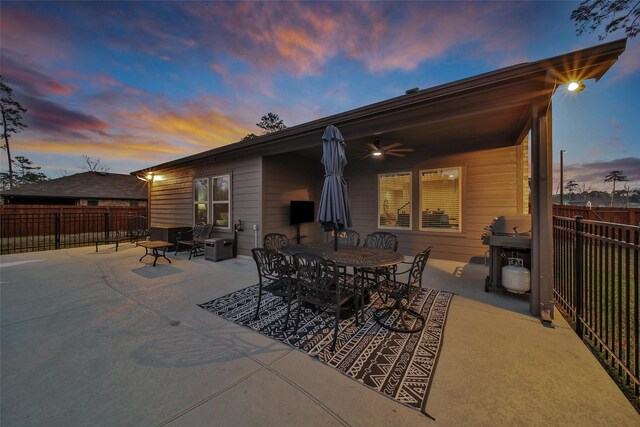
top-left (378, 172), bottom-right (411, 229)
top-left (87, 199), bottom-right (99, 206)
top-left (194, 174), bottom-right (231, 229)
top-left (419, 167), bottom-right (461, 232)
top-left (194, 178), bottom-right (208, 223)
top-left (211, 175), bottom-right (230, 229)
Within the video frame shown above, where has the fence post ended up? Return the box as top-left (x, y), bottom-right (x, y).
top-left (104, 212), bottom-right (110, 239)
top-left (54, 213), bottom-right (61, 250)
top-left (574, 215), bottom-right (584, 339)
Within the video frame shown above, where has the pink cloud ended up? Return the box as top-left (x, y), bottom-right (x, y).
top-left (209, 63), bottom-right (227, 75)
top-left (611, 43), bottom-right (640, 80)
top-left (182, 2), bottom-right (532, 75)
top-left (93, 74), bottom-right (143, 96)
top-left (21, 95), bottom-right (109, 136)
top-left (1, 50), bottom-right (74, 96)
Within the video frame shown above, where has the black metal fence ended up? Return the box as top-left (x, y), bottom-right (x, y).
top-left (554, 215), bottom-right (639, 403)
top-left (1, 211), bottom-right (146, 254)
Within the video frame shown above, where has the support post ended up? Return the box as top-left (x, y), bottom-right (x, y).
top-left (530, 101), bottom-right (555, 321)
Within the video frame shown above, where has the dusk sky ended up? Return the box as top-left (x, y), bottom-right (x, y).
top-left (1, 1), bottom-right (638, 191)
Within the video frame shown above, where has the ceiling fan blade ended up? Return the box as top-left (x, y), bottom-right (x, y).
top-left (389, 148), bottom-right (414, 152)
top-left (360, 153), bottom-right (373, 160)
top-left (367, 143), bottom-right (379, 151)
top-left (381, 142), bottom-right (402, 151)
top-left (386, 152), bottom-right (405, 157)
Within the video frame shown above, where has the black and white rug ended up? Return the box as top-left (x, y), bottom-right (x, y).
top-left (198, 284), bottom-right (453, 416)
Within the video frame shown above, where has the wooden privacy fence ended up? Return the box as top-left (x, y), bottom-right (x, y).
top-left (553, 204), bottom-right (640, 226)
top-left (553, 215), bottom-right (639, 404)
top-left (0, 205), bottom-right (147, 254)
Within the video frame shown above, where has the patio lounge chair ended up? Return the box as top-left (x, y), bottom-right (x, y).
top-left (293, 252), bottom-right (359, 351)
top-left (373, 246), bottom-right (432, 333)
top-left (251, 248), bottom-right (296, 329)
top-left (175, 223), bottom-right (213, 259)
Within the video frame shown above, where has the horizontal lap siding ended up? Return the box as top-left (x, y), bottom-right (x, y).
top-left (349, 143), bottom-right (527, 262)
top-left (262, 154), bottom-right (324, 245)
top-left (149, 155), bottom-right (262, 257)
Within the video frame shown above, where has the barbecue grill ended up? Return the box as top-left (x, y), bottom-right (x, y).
top-left (482, 215), bottom-right (532, 292)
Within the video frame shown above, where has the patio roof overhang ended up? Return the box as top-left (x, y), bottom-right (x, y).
top-left (133, 38), bottom-right (627, 174)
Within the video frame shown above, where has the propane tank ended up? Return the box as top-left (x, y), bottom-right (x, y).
top-left (501, 258), bottom-right (530, 293)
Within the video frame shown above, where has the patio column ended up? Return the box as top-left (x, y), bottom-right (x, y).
top-left (530, 101), bottom-right (555, 321)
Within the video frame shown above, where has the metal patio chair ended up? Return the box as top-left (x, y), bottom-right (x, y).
top-left (373, 246), bottom-right (432, 333)
top-left (251, 248), bottom-right (296, 329)
top-left (331, 229), bottom-right (360, 247)
top-left (263, 233), bottom-right (290, 252)
top-left (175, 222), bottom-right (213, 259)
top-left (293, 252), bottom-right (359, 351)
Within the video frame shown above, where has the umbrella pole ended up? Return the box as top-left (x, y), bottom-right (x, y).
top-left (333, 225), bottom-right (338, 251)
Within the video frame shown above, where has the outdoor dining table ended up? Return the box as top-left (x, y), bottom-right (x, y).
top-left (280, 243), bottom-right (404, 269)
top-left (281, 243), bottom-right (404, 319)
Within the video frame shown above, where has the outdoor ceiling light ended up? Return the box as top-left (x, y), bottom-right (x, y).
top-left (567, 81), bottom-right (585, 92)
top-left (372, 150), bottom-right (383, 157)
top-left (146, 173), bottom-right (154, 181)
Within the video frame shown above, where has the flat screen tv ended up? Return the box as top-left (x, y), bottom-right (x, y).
top-left (290, 200), bottom-right (315, 225)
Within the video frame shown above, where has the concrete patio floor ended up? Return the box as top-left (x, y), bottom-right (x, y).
top-left (1, 244), bottom-right (637, 426)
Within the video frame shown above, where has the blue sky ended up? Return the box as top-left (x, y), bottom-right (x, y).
top-left (1, 1), bottom-right (638, 191)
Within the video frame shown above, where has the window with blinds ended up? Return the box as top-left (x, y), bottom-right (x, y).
top-left (419, 167), bottom-right (461, 231)
top-left (378, 172), bottom-right (411, 229)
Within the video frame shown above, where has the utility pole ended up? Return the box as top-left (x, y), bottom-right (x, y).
top-left (560, 150), bottom-right (565, 205)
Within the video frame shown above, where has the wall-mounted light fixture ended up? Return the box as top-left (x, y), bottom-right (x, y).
top-left (567, 81), bottom-right (585, 92)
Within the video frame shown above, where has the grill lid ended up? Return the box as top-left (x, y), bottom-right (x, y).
top-left (487, 215), bottom-right (531, 237)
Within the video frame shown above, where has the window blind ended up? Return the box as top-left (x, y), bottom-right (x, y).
top-left (378, 172), bottom-right (411, 229)
top-left (420, 168), bottom-right (460, 231)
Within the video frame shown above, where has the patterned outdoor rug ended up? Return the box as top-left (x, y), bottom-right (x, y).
top-left (198, 284), bottom-right (453, 417)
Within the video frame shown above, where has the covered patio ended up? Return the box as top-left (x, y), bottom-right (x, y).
top-left (1, 245), bottom-right (636, 425)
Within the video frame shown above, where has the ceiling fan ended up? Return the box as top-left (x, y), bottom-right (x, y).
top-left (361, 137), bottom-right (415, 160)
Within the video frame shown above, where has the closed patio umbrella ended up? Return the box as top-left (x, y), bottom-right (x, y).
top-left (317, 125), bottom-right (352, 250)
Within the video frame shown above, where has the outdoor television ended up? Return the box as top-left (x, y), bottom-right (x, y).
top-left (290, 200), bottom-right (315, 225)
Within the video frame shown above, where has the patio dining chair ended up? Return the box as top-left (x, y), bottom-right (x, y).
top-left (331, 229), bottom-right (360, 247)
top-left (373, 246), bottom-right (432, 333)
top-left (175, 222), bottom-right (213, 259)
top-left (356, 232), bottom-right (400, 303)
top-left (252, 248), bottom-right (296, 329)
top-left (263, 233), bottom-right (290, 252)
top-left (293, 253), bottom-right (359, 351)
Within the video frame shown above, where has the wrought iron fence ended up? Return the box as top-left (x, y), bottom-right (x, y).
top-left (554, 215), bottom-right (639, 404)
top-left (1, 210), bottom-right (146, 254)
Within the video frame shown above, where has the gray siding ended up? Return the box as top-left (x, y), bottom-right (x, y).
top-left (348, 143), bottom-right (528, 262)
top-left (262, 154), bottom-right (324, 245)
top-left (149, 155), bottom-right (262, 257)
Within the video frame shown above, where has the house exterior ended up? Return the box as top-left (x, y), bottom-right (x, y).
top-left (1, 171), bottom-right (148, 207)
top-left (133, 39), bottom-right (627, 317)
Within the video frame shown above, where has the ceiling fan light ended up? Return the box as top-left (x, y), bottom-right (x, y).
top-left (372, 151), bottom-right (383, 157)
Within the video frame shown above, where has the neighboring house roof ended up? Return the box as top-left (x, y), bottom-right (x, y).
top-left (133, 38), bottom-right (627, 174)
top-left (1, 171), bottom-right (148, 200)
